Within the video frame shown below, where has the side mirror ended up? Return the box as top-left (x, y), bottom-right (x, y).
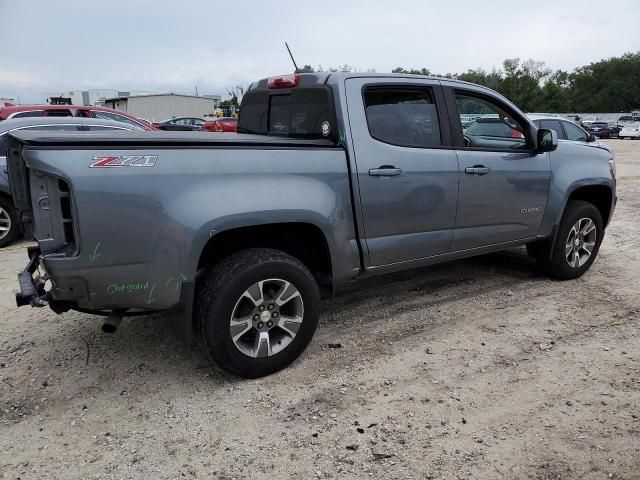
top-left (537, 128), bottom-right (558, 153)
top-left (587, 133), bottom-right (597, 142)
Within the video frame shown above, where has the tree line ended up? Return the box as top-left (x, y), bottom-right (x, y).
top-left (300, 52), bottom-right (640, 113)
top-left (392, 52), bottom-right (640, 113)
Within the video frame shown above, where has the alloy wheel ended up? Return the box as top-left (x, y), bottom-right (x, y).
top-left (565, 217), bottom-right (597, 268)
top-left (229, 278), bottom-right (304, 358)
top-left (0, 206), bottom-right (11, 241)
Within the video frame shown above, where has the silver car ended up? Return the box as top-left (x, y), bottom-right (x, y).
top-left (527, 114), bottom-right (602, 146)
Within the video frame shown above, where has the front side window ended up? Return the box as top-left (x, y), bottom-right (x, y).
top-left (563, 121), bottom-right (588, 142)
top-left (363, 87), bottom-right (441, 148)
top-left (538, 119), bottom-right (565, 140)
top-left (456, 93), bottom-right (527, 150)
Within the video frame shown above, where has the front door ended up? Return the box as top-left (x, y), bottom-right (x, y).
top-left (447, 87), bottom-right (551, 251)
top-left (345, 78), bottom-right (459, 266)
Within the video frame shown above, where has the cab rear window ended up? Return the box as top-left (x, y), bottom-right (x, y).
top-left (238, 87), bottom-right (336, 140)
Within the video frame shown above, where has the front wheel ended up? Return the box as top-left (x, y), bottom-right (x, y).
top-left (539, 200), bottom-right (604, 280)
top-left (196, 248), bottom-right (320, 378)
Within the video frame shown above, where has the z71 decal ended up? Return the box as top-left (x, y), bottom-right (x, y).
top-left (90, 155), bottom-right (157, 168)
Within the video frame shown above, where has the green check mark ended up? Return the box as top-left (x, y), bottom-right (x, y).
top-left (89, 242), bottom-right (102, 262)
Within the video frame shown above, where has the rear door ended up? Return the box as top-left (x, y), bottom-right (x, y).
top-left (444, 86), bottom-right (551, 251)
top-left (345, 78), bottom-right (459, 266)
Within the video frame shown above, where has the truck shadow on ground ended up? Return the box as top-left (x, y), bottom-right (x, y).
top-left (3, 246), bottom-right (548, 405)
top-left (99, 248), bottom-right (542, 370)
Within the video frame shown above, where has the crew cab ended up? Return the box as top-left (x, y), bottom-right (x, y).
top-left (7, 73), bottom-right (616, 378)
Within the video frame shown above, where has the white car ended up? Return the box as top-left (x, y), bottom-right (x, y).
top-left (619, 123), bottom-right (640, 139)
top-left (527, 114), bottom-right (602, 146)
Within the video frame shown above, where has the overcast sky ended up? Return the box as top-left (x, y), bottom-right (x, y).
top-left (1, 0), bottom-right (638, 103)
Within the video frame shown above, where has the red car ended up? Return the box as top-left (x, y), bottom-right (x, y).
top-left (0, 105), bottom-right (154, 130)
top-left (202, 117), bottom-right (237, 132)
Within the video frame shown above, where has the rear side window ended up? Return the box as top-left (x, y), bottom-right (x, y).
top-left (363, 87), bottom-right (441, 148)
top-left (239, 87), bottom-right (336, 140)
top-left (538, 119), bottom-right (565, 139)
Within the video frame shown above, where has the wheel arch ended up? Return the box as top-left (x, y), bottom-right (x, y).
top-left (195, 222), bottom-right (335, 297)
top-left (557, 183), bottom-right (614, 228)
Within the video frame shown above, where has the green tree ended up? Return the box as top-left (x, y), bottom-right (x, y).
top-left (540, 70), bottom-right (571, 112)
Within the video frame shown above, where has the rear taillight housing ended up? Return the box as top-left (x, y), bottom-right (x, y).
top-left (267, 74), bottom-right (299, 89)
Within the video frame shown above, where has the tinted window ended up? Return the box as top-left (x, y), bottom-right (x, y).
top-left (563, 121), bottom-right (588, 142)
top-left (93, 111), bottom-right (143, 128)
top-left (539, 119), bottom-right (565, 140)
top-left (239, 87), bottom-right (336, 140)
top-left (12, 111), bottom-right (45, 118)
top-left (456, 93), bottom-right (527, 150)
top-left (363, 87), bottom-right (441, 148)
top-left (45, 109), bottom-right (73, 117)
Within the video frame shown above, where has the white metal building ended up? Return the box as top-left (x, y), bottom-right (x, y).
top-left (102, 93), bottom-right (221, 122)
top-left (44, 89), bottom-right (152, 106)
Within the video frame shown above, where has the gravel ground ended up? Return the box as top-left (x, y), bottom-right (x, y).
top-left (1, 140), bottom-right (639, 480)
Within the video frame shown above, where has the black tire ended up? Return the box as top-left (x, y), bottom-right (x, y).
top-left (539, 200), bottom-right (604, 280)
top-left (0, 196), bottom-right (21, 248)
top-left (196, 248), bottom-right (320, 378)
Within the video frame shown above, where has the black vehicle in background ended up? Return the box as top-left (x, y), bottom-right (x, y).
top-left (152, 117), bottom-right (205, 131)
top-left (585, 121), bottom-right (613, 138)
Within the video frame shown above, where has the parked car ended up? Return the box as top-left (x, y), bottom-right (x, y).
top-left (0, 117), bottom-right (145, 247)
top-left (152, 117), bottom-right (205, 131)
top-left (585, 121), bottom-right (612, 138)
top-left (202, 117), bottom-right (238, 132)
top-left (607, 121), bottom-right (621, 137)
top-left (0, 104), bottom-right (154, 130)
top-left (528, 114), bottom-right (603, 146)
top-left (7, 72), bottom-right (615, 378)
top-left (619, 123), bottom-right (640, 139)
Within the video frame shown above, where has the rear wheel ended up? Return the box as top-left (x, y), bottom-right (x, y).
top-left (196, 248), bottom-right (320, 378)
top-left (0, 196), bottom-right (20, 248)
top-left (538, 200), bottom-right (603, 280)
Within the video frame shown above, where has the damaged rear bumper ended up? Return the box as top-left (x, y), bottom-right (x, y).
top-left (15, 246), bottom-right (48, 308)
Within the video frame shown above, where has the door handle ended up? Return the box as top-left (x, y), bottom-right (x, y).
top-left (369, 165), bottom-right (403, 177)
top-left (464, 165), bottom-right (490, 176)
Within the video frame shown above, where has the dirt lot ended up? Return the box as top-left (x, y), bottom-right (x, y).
top-left (1, 140), bottom-right (639, 480)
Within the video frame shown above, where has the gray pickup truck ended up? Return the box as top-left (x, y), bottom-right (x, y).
top-left (7, 73), bottom-right (616, 377)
